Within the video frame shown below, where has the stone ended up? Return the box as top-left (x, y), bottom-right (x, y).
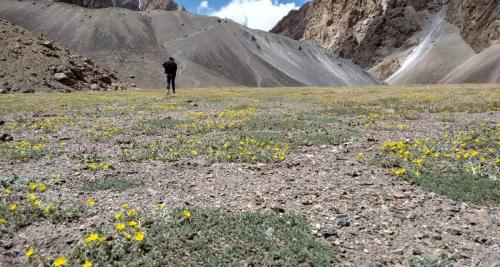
top-left (447, 229), bottom-right (462, 236)
top-left (0, 133), bottom-right (13, 142)
top-left (90, 83), bottom-right (99, 91)
top-left (42, 41), bottom-right (54, 50)
top-left (53, 73), bottom-right (74, 86)
top-left (99, 75), bottom-right (113, 85)
top-left (318, 227), bottom-right (337, 238)
top-left (393, 191), bottom-right (406, 199)
top-left (335, 215), bottom-right (350, 227)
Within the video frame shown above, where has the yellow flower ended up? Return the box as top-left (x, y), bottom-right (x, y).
top-left (392, 168), bottom-right (406, 176)
top-left (84, 233), bottom-right (99, 244)
top-left (28, 182), bottom-right (37, 191)
top-left (128, 220), bottom-right (140, 229)
top-left (121, 203), bottom-right (129, 209)
top-left (38, 183), bottom-right (47, 192)
top-left (53, 256), bottom-right (68, 267)
top-left (414, 171), bottom-right (420, 177)
top-left (183, 209), bottom-right (192, 219)
top-left (8, 203), bottom-right (17, 211)
top-left (189, 149), bottom-right (198, 156)
top-left (432, 152), bottom-right (440, 158)
top-left (114, 212), bottom-right (123, 220)
top-left (99, 162), bottom-right (110, 170)
top-left (86, 198), bottom-right (95, 206)
top-left (33, 200), bottom-right (41, 207)
top-left (123, 232), bottom-right (131, 240)
top-left (82, 260), bottom-right (92, 267)
top-left (44, 205), bottom-right (53, 214)
top-left (134, 232), bottom-right (145, 242)
top-left (25, 247), bottom-right (35, 257)
top-left (126, 209), bottom-right (137, 217)
top-left (87, 163), bottom-right (98, 171)
top-left (115, 223), bottom-right (126, 231)
top-left (422, 148), bottom-right (432, 156)
top-left (2, 187), bottom-right (11, 195)
top-left (413, 159), bottom-right (423, 167)
top-left (0, 218), bottom-right (7, 224)
top-left (156, 203), bottom-right (166, 209)
top-left (50, 174), bottom-right (59, 180)
top-left (26, 193), bottom-right (36, 200)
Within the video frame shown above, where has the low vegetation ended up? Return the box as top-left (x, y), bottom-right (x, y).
top-left (0, 84), bottom-right (498, 265)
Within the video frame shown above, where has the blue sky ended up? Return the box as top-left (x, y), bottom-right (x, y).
top-left (176, 0), bottom-right (308, 31)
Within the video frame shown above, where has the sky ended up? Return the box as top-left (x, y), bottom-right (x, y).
top-left (177, 0), bottom-right (307, 31)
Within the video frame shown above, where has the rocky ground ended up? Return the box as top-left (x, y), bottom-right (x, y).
top-left (0, 19), bottom-right (126, 93)
top-left (0, 86), bottom-right (499, 266)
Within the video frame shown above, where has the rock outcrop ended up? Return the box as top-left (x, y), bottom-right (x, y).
top-left (446, 0), bottom-right (500, 52)
top-left (271, 0), bottom-right (444, 69)
top-left (0, 19), bottom-right (122, 93)
top-left (53, 0), bottom-right (183, 11)
top-left (271, 0), bottom-right (499, 83)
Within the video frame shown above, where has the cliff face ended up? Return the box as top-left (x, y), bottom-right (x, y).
top-left (447, 0), bottom-right (500, 52)
top-left (271, 0), bottom-right (499, 69)
top-left (271, 0), bottom-right (444, 69)
top-left (54, 0), bottom-right (183, 11)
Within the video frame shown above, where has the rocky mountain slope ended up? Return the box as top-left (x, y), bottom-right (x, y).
top-left (271, 0), bottom-right (500, 84)
top-left (53, 0), bottom-right (183, 11)
top-left (0, 19), bottom-right (121, 93)
top-left (0, 0), bottom-right (378, 88)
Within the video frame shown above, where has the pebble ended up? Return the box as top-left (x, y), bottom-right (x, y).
top-left (335, 215), bottom-right (350, 227)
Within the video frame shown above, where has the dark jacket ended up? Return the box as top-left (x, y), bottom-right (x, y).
top-left (162, 60), bottom-right (177, 76)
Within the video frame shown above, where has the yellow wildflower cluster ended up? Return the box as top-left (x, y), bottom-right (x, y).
top-left (381, 124), bottom-right (499, 178)
top-left (4, 139), bottom-right (48, 161)
top-left (86, 162), bottom-right (111, 172)
top-left (207, 136), bottom-right (289, 163)
top-left (218, 106), bottom-right (255, 119)
top-left (31, 115), bottom-right (73, 133)
top-left (88, 122), bottom-right (123, 140)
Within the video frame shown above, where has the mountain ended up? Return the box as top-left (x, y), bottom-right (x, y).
top-left (0, 19), bottom-right (121, 93)
top-left (0, 0), bottom-right (378, 88)
top-left (271, 0), bottom-right (500, 84)
top-left (54, 0), bottom-right (184, 11)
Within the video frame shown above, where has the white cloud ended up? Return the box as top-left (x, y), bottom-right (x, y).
top-left (197, 0), bottom-right (213, 13)
top-left (209, 0), bottom-right (298, 31)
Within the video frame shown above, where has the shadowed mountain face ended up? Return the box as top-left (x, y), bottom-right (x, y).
top-left (53, 0), bottom-right (183, 11)
top-left (271, 0), bottom-right (500, 84)
top-left (0, 0), bottom-right (378, 88)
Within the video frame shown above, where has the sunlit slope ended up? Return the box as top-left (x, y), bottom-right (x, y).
top-left (0, 0), bottom-right (378, 88)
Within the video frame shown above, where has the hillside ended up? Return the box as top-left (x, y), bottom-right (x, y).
top-left (0, 19), bottom-right (120, 93)
top-left (0, 0), bottom-right (378, 88)
top-left (271, 0), bottom-right (500, 84)
top-left (53, 0), bottom-right (183, 11)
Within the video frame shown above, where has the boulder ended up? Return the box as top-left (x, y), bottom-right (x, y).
top-left (53, 72), bottom-right (74, 86)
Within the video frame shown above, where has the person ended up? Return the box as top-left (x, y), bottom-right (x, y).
top-left (162, 57), bottom-right (177, 93)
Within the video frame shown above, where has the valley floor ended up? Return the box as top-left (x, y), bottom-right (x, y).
top-left (0, 84), bottom-right (499, 266)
